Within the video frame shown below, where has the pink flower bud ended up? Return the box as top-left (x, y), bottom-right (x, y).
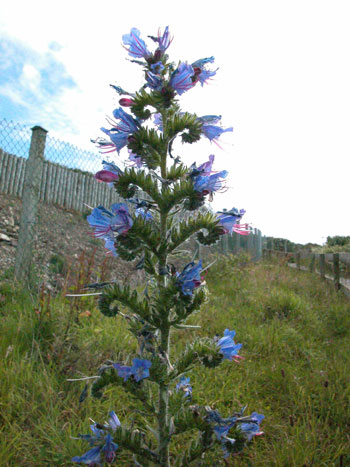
top-left (94, 170), bottom-right (119, 183)
top-left (119, 98), bottom-right (134, 107)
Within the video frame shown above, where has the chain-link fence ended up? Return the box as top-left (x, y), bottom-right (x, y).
top-left (0, 118), bottom-right (263, 289)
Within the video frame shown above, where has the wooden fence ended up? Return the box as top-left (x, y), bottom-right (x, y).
top-left (263, 249), bottom-right (350, 296)
top-left (1, 125), bottom-right (264, 281)
top-left (0, 148), bottom-right (122, 212)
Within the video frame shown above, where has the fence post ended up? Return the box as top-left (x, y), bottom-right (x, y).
top-left (319, 254), bottom-right (325, 279)
top-left (247, 229), bottom-right (253, 256)
top-left (309, 254), bottom-right (315, 273)
top-left (257, 230), bottom-right (262, 259)
top-left (235, 231), bottom-right (240, 254)
top-left (296, 252), bottom-right (301, 270)
top-left (14, 126), bottom-right (47, 283)
top-left (333, 253), bottom-right (340, 291)
top-left (284, 240), bottom-right (288, 253)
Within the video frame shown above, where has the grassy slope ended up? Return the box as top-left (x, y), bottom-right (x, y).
top-left (1, 256), bottom-right (349, 466)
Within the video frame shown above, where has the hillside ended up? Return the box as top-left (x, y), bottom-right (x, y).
top-left (0, 193), bottom-right (139, 290)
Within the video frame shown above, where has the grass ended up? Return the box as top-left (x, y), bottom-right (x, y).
top-left (0, 256), bottom-right (350, 466)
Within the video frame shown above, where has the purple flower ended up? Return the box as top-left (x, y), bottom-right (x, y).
top-left (176, 377), bottom-right (192, 399)
top-left (122, 28), bottom-right (150, 59)
top-left (87, 203), bottom-right (133, 238)
top-left (131, 358), bottom-right (152, 382)
top-left (217, 329), bottom-right (242, 362)
top-left (146, 71), bottom-right (163, 90)
top-left (169, 62), bottom-right (195, 95)
top-left (94, 160), bottom-right (122, 184)
top-left (176, 261), bottom-right (202, 296)
top-left (239, 413), bottom-right (264, 441)
top-left (193, 170), bottom-right (228, 196)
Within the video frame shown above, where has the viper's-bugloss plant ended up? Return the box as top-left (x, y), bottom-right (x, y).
top-left (71, 26), bottom-right (263, 465)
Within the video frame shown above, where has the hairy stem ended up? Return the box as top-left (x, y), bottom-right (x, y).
top-left (158, 110), bottom-right (170, 466)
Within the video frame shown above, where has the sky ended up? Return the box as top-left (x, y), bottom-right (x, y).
top-left (0, 0), bottom-right (349, 245)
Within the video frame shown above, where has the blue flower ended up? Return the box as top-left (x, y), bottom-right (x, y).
top-left (103, 233), bottom-right (117, 257)
top-left (146, 71), bottom-right (163, 90)
top-left (239, 412), bottom-right (264, 441)
top-left (193, 171), bottom-right (228, 196)
top-left (197, 115), bottom-right (233, 144)
top-left (197, 115), bottom-right (222, 125)
top-left (156, 26), bottom-right (172, 53)
top-left (217, 208), bottom-right (250, 235)
top-left (176, 261), bottom-right (202, 296)
top-left (153, 113), bottom-right (163, 132)
top-left (112, 108), bottom-right (139, 134)
top-left (169, 62), bottom-right (195, 95)
top-left (102, 434), bottom-right (118, 463)
top-left (191, 56), bottom-right (215, 68)
top-left (201, 124), bottom-right (233, 143)
top-left (122, 28), bottom-right (150, 59)
top-left (72, 446), bottom-right (102, 465)
top-left (217, 329), bottom-right (242, 361)
top-left (131, 358), bottom-right (152, 382)
top-left (113, 363), bottom-right (133, 381)
top-left (150, 61), bottom-right (165, 74)
top-left (94, 107), bottom-right (139, 154)
top-left (109, 84), bottom-right (133, 96)
top-left (128, 150), bottom-right (143, 168)
top-left (87, 203), bottom-right (133, 238)
top-left (72, 412), bottom-right (121, 465)
top-left (135, 207), bottom-right (153, 221)
top-left (113, 359), bottom-right (152, 382)
top-left (176, 377), bottom-right (192, 399)
top-left (192, 56), bottom-right (218, 86)
top-left (189, 155), bottom-right (215, 179)
top-left (108, 411), bottom-right (121, 431)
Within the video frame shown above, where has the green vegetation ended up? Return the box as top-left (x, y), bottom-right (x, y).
top-left (313, 235), bottom-right (350, 253)
top-left (0, 256), bottom-right (349, 465)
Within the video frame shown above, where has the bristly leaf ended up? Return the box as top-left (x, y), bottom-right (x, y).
top-left (127, 128), bottom-right (165, 169)
top-left (98, 283), bottom-right (152, 323)
top-left (166, 112), bottom-right (202, 144)
top-left (131, 89), bottom-right (158, 120)
top-left (115, 168), bottom-right (162, 203)
top-left (168, 211), bottom-right (222, 252)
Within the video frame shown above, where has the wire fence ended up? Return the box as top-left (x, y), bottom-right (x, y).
top-left (0, 118), bottom-right (263, 288)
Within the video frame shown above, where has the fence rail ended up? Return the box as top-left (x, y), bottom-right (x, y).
top-left (264, 249), bottom-right (350, 296)
top-left (0, 148), bottom-right (123, 213)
